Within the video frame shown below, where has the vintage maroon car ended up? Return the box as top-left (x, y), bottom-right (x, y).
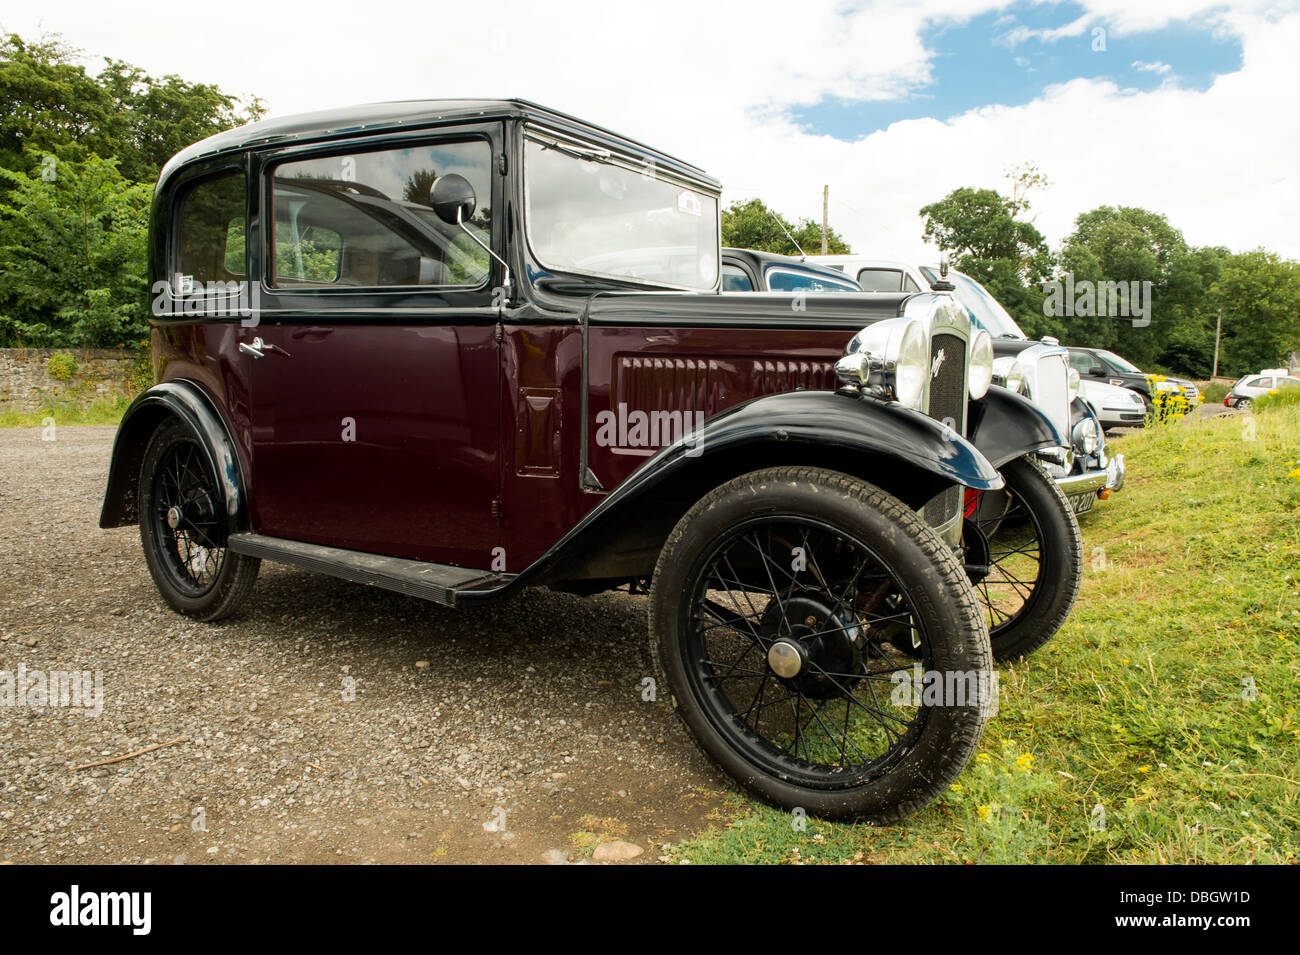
top-left (100, 100), bottom-right (1079, 822)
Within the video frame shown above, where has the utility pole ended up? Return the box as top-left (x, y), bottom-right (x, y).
top-left (821, 185), bottom-right (829, 254)
top-left (1212, 307), bottom-right (1222, 379)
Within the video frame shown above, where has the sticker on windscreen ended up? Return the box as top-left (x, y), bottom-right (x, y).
top-left (677, 191), bottom-right (702, 216)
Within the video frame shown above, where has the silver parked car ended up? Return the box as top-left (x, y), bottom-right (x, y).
top-left (1225, 372), bottom-right (1300, 408)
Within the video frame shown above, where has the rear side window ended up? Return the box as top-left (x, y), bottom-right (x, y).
top-left (269, 140), bottom-right (493, 289)
top-left (856, 268), bottom-right (903, 292)
top-left (721, 264), bottom-right (753, 291)
top-left (766, 267), bottom-right (859, 293)
top-left (176, 171), bottom-right (247, 286)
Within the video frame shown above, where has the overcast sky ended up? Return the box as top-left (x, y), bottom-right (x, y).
top-left (8, 0), bottom-right (1299, 264)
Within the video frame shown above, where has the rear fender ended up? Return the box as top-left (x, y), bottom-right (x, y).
top-left (99, 381), bottom-right (246, 535)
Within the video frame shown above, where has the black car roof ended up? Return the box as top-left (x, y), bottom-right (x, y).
top-left (158, 98), bottom-right (720, 193)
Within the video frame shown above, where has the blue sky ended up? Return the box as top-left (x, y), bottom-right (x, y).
top-left (791, 1), bottom-right (1243, 138)
top-left (11, 0), bottom-right (1295, 260)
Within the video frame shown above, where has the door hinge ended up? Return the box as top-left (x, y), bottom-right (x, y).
top-left (490, 497), bottom-right (503, 519)
top-left (498, 153), bottom-right (507, 175)
top-left (494, 322), bottom-right (504, 344)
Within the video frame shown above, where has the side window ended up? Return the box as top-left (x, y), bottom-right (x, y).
top-left (721, 264), bottom-right (754, 291)
top-left (766, 268), bottom-right (858, 293)
top-left (1068, 352), bottom-right (1092, 373)
top-left (269, 140), bottom-right (493, 289)
top-left (856, 268), bottom-right (903, 292)
top-left (1280, 378), bottom-right (1300, 389)
top-left (176, 171), bottom-right (246, 286)
top-left (903, 273), bottom-right (922, 292)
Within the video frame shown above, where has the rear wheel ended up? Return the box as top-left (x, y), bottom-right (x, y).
top-left (965, 455), bottom-right (1081, 661)
top-left (138, 418), bottom-right (259, 621)
top-left (649, 466), bottom-right (992, 823)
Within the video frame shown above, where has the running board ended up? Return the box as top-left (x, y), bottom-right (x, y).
top-left (227, 534), bottom-right (509, 607)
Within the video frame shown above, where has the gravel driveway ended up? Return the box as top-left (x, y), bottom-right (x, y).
top-left (0, 426), bottom-right (723, 864)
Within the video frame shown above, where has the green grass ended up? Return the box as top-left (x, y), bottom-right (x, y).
top-left (1199, 381), bottom-right (1230, 405)
top-left (0, 392), bottom-right (132, 427)
top-left (671, 404), bottom-right (1300, 864)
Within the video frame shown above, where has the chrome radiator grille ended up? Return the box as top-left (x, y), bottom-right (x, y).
top-left (922, 331), bottom-right (968, 533)
top-left (1034, 353), bottom-right (1071, 443)
top-left (926, 332), bottom-right (968, 435)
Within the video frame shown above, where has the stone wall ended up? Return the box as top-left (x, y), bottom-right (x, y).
top-left (0, 348), bottom-right (146, 415)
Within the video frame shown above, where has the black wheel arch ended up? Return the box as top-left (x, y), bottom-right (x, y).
top-left (493, 389), bottom-right (1004, 595)
top-left (99, 381), bottom-right (248, 535)
top-left (967, 385), bottom-right (1063, 469)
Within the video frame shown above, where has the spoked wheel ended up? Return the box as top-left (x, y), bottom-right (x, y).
top-left (138, 418), bottom-right (259, 621)
top-left (964, 455), bottom-right (1082, 662)
top-left (650, 467), bottom-right (992, 823)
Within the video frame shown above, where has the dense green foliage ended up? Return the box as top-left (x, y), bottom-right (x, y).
top-left (721, 197), bottom-right (851, 257)
top-left (0, 34), bottom-right (262, 347)
top-left (920, 172), bottom-right (1300, 379)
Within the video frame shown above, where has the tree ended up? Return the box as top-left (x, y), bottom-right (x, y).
top-left (1207, 250), bottom-right (1300, 377)
top-left (0, 151), bottom-right (151, 347)
top-left (919, 184), bottom-right (1052, 336)
top-left (1057, 206), bottom-right (1191, 367)
top-left (721, 198), bottom-right (851, 256)
top-left (920, 187), bottom-right (1050, 274)
top-left (1, 33), bottom-right (264, 188)
top-left (0, 34), bottom-right (114, 175)
top-left (97, 59), bottom-right (265, 184)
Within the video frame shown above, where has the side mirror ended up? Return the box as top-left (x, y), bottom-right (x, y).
top-left (429, 173), bottom-right (476, 225)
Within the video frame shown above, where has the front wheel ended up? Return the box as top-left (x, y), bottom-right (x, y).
top-left (966, 455), bottom-right (1082, 662)
top-left (649, 466), bottom-right (992, 824)
top-left (138, 418), bottom-right (259, 621)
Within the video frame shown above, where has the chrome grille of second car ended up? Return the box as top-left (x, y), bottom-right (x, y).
top-left (1034, 353), bottom-right (1071, 442)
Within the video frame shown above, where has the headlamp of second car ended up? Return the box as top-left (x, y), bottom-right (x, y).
top-left (834, 317), bottom-right (928, 409)
top-left (991, 355), bottom-right (1025, 394)
top-left (1072, 415), bottom-right (1100, 456)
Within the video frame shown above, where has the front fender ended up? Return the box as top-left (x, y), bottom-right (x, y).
top-left (967, 385), bottom-right (1064, 469)
top-left (623, 388), bottom-right (1004, 494)
top-left (99, 381), bottom-right (246, 534)
top-left (475, 389), bottom-right (1004, 598)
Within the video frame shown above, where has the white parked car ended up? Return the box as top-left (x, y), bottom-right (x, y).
top-left (1078, 378), bottom-right (1149, 429)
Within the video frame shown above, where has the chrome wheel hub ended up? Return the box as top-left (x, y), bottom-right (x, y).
top-left (767, 640), bottom-right (804, 678)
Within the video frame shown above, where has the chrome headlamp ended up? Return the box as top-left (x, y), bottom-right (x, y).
top-left (968, 329), bottom-right (993, 399)
top-left (991, 355), bottom-right (1024, 394)
top-left (1072, 415), bottom-right (1100, 456)
top-left (834, 317), bottom-right (929, 409)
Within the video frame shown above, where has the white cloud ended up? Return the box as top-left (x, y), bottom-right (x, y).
top-left (4, 0), bottom-right (1296, 263)
top-left (1131, 60), bottom-right (1174, 73)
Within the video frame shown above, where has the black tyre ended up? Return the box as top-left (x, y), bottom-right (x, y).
top-left (648, 466), bottom-right (992, 824)
top-left (965, 455), bottom-right (1082, 662)
top-left (138, 418), bottom-right (259, 621)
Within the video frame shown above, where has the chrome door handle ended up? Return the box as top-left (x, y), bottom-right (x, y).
top-left (240, 337), bottom-right (267, 359)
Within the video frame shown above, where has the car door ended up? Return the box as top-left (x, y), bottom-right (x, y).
top-left (242, 127), bottom-right (506, 567)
